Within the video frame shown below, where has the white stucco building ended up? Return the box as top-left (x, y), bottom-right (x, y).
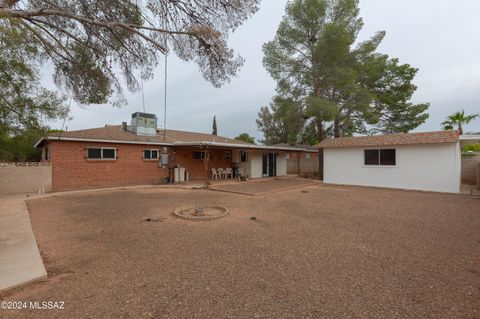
top-left (318, 131), bottom-right (461, 193)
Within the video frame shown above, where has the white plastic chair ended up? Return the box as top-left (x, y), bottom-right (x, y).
top-left (225, 168), bottom-right (233, 179)
top-left (217, 168), bottom-right (226, 179)
top-left (211, 168), bottom-right (219, 180)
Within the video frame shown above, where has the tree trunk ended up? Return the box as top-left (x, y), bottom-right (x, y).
top-left (334, 117), bottom-right (341, 138)
top-left (458, 123), bottom-right (463, 135)
top-left (316, 118), bottom-right (324, 142)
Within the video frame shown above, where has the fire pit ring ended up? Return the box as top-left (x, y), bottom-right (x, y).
top-left (173, 206), bottom-right (229, 221)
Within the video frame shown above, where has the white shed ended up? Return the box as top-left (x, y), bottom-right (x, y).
top-left (318, 131), bottom-right (461, 193)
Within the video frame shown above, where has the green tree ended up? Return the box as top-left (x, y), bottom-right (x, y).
top-left (441, 110), bottom-right (479, 135)
top-left (301, 121), bottom-right (320, 145)
top-left (256, 96), bottom-right (304, 145)
top-left (0, 25), bottom-right (68, 134)
top-left (0, 0), bottom-right (260, 108)
top-left (263, 0), bottom-right (428, 140)
top-left (234, 133), bottom-right (255, 144)
top-left (0, 126), bottom-right (47, 161)
top-left (212, 115), bottom-right (218, 136)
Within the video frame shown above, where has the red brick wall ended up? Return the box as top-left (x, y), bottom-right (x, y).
top-left (172, 148), bottom-right (232, 180)
top-left (48, 141), bottom-right (168, 191)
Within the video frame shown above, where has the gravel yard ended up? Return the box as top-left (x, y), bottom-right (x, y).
top-left (1, 184), bottom-right (479, 318)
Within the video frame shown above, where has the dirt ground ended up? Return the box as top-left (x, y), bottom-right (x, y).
top-left (208, 177), bottom-right (315, 195)
top-left (1, 183), bottom-right (479, 318)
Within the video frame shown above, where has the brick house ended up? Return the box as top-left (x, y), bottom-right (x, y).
top-left (35, 112), bottom-right (316, 192)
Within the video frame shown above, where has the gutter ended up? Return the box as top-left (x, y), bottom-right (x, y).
top-left (34, 136), bottom-right (172, 148)
top-left (172, 141), bottom-right (318, 152)
top-left (34, 137), bottom-right (317, 153)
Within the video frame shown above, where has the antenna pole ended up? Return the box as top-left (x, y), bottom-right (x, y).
top-left (163, 49), bottom-right (168, 141)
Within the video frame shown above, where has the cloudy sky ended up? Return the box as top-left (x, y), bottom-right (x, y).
top-left (49, 0), bottom-right (480, 140)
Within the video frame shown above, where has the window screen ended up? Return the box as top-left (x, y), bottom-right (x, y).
top-left (102, 148), bottom-right (116, 159)
top-left (87, 148), bottom-right (115, 159)
top-left (380, 149), bottom-right (396, 165)
top-left (364, 149), bottom-right (396, 166)
top-left (143, 149), bottom-right (159, 160)
top-left (193, 151), bottom-right (206, 160)
top-left (364, 150), bottom-right (379, 165)
top-left (87, 148), bottom-right (102, 159)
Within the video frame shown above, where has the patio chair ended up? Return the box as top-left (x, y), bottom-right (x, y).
top-left (225, 167), bottom-right (234, 179)
top-left (211, 168), bottom-right (220, 180)
top-left (235, 167), bottom-right (244, 179)
top-left (217, 168), bottom-right (226, 179)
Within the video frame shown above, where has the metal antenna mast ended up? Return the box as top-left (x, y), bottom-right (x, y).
top-left (163, 48), bottom-right (168, 141)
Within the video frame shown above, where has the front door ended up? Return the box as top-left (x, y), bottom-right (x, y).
top-left (262, 153), bottom-right (277, 177)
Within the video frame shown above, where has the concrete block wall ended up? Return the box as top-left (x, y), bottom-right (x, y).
top-left (0, 162), bottom-right (52, 194)
top-left (461, 154), bottom-right (480, 184)
top-left (287, 159), bottom-right (319, 175)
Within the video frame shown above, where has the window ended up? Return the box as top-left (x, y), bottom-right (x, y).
top-left (224, 151), bottom-right (231, 160)
top-left (305, 153), bottom-right (311, 160)
top-left (240, 150), bottom-right (248, 162)
top-left (87, 147), bottom-right (116, 160)
top-left (380, 149), bottom-right (396, 166)
top-left (364, 149), bottom-right (396, 166)
top-left (143, 149), bottom-right (159, 160)
top-left (193, 151), bottom-right (207, 160)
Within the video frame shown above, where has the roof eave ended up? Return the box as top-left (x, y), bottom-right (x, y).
top-left (173, 141), bottom-right (317, 152)
top-left (39, 136), bottom-right (173, 146)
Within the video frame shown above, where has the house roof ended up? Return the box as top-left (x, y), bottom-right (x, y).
top-left (39, 125), bottom-right (246, 145)
top-left (35, 125), bottom-right (314, 152)
top-left (317, 130), bottom-right (460, 148)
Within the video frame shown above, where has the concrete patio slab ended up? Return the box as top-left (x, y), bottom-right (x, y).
top-left (0, 195), bottom-right (47, 292)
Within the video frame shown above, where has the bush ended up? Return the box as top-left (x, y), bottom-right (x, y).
top-left (462, 143), bottom-right (480, 153)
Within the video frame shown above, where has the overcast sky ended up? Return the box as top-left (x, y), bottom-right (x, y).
top-left (48, 0), bottom-right (480, 140)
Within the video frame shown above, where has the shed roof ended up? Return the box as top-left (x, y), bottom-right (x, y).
top-left (317, 130), bottom-right (460, 148)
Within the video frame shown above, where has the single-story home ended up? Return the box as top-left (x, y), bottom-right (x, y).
top-left (35, 112), bottom-right (316, 192)
top-left (317, 130), bottom-right (461, 193)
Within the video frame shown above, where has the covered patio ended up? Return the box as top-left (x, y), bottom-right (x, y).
top-left (167, 142), bottom-right (316, 186)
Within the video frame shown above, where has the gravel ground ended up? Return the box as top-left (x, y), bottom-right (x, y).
top-left (1, 184), bottom-right (479, 318)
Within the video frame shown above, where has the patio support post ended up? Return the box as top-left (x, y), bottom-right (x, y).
top-left (203, 145), bottom-right (211, 186)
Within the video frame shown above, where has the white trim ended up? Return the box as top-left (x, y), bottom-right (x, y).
top-left (35, 136), bottom-right (171, 147)
top-left (459, 135), bottom-right (480, 140)
top-left (173, 141), bottom-right (317, 152)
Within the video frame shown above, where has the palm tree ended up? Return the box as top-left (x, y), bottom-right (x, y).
top-left (441, 110), bottom-right (479, 135)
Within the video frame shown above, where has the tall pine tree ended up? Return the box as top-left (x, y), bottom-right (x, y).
top-left (263, 0), bottom-right (429, 140)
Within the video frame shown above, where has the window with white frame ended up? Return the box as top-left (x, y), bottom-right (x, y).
top-left (143, 149), bottom-right (159, 160)
top-left (364, 149), bottom-right (396, 166)
top-left (305, 153), bottom-right (311, 159)
top-left (86, 147), bottom-right (117, 160)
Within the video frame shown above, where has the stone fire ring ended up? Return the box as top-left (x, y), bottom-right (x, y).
top-left (173, 206), bottom-right (229, 221)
